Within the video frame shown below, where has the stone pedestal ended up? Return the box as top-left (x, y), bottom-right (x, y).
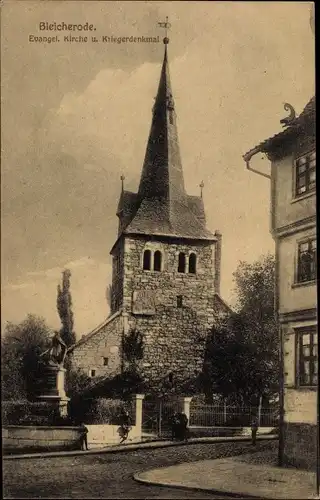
top-left (37, 365), bottom-right (70, 417)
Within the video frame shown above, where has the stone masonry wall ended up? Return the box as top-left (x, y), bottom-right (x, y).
top-left (110, 240), bottom-right (125, 314)
top-left (122, 236), bottom-right (217, 384)
top-left (70, 312), bottom-right (123, 379)
top-left (283, 422), bottom-right (317, 471)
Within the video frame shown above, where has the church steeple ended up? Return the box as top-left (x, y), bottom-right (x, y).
top-left (113, 29), bottom-right (215, 243)
top-left (138, 41), bottom-right (186, 204)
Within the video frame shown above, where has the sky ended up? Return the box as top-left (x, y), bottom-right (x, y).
top-left (1, 1), bottom-right (315, 337)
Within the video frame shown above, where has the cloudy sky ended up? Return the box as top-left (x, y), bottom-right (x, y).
top-left (1, 1), bottom-right (315, 336)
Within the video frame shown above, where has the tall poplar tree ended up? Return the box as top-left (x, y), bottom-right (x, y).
top-left (57, 269), bottom-right (76, 347)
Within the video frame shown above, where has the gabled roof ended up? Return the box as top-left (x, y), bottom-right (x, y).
top-left (123, 195), bottom-right (215, 240)
top-left (69, 310), bottom-right (122, 353)
top-left (243, 96), bottom-right (315, 163)
top-left (213, 293), bottom-right (234, 315)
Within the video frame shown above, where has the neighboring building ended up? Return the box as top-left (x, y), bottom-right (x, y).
top-left (70, 39), bottom-right (231, 390)
top-left (243, 97), bottom-right (317, 470)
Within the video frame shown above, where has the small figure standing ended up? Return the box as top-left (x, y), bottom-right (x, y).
top-left (175, 412), bottom-right (188, 441)
top-left (80, 422), bottom-right (89, 451)
top-left (179, 412), bottom-right (189, 441)
top-left (169, 411), bottom-right (179, 440)
top-left (251, 416), bottom-right (258, 446)
top-left (119, 408), bottom-right (132, 444)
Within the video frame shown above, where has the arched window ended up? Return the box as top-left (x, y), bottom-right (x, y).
top-left (189, 253), bottom-right (197, 274)
top-left (154, 250), bottom-right (162, 271)
top-left (178, 252), bottom-right (186, 273)
top-left (143, 249), bottom-right (151, 270)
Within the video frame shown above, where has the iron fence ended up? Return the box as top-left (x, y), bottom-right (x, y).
top-left (189, 404), bottom-right (279, 428)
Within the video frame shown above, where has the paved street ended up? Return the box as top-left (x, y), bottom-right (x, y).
top-left (4, 441), bottom-right (274, 499)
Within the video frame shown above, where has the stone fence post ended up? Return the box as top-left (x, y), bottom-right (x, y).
top-left (135, 394), bottom-right (145, 438)
top-left (181, 396), bottom-right (193, 423)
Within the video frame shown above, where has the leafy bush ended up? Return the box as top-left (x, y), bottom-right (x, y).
top-left (1, 315), bottom-right (52, 401)
top-left (69, 397), bottom-right (135, 425)
top-left (2, 401), bottom-right (72, 426)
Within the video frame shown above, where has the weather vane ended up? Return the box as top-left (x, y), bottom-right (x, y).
top-left (120, 174), bottom-right (125, 192)
top-left (158, 16), bottom-right (171, 44)
top-left (199, 180), bottom-right (204, 198)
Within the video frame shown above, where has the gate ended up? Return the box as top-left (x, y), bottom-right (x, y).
top-left (141, 397), bottom-right (181, 439)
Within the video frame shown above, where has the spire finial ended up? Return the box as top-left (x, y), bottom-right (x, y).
top-left (158, 16), bottom-right (171, 44)
top-left (120, 175), bottom-right (125, 192)
top-left (199, 181), bottom-right (204, 198)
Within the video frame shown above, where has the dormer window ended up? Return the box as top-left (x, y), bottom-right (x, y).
top-left (295, 151), bottom-right (316, 197)
top-left (188, 253), bottom-right (197, 274)
top-left (178, 252), bottom-right (186, 273)
top-left (154, 250), bottom-right (162, 271)
top-left (143, 250), bottom-right (151, 270)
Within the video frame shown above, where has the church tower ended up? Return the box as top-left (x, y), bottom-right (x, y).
top-left (109, 36), bottom-right (223, 386)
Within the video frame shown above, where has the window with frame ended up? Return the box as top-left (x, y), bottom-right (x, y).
top-left (178, 252), bottom-right (186, 273)
top-left (295, 151), bottom-right (316, 196)
top-left (89, 369), bottom-right (96, 378)
top-left (188, 253), bottom-right (197, 274)
top-left (297, 238), bottom-right (316, 283)
top-left (143, 249), bottom-right (151, 270)
top-left (103, 357), bottom-right (109, 366)
top-left (153, 250), bottom-right (162, 271)
top-left (297, 330), bottom-right (318, 387)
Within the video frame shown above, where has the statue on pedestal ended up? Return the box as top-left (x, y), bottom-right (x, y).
top-left (40, 331), bottom-right (71, 368)
top-left (38, 331), bottom-right (71, 417)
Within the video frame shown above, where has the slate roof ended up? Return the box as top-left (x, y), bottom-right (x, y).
top-left (124, 195), bottom-right (215, 240)
top-left (113, 43), bottom-right (215, 246)
top-left (243, 96), bottom-right (315, 163)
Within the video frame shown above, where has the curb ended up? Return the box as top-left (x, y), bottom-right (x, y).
top-left (133, 473), bottom-right (262, 499)
top-left (3, 435), bottom-right (277, 460)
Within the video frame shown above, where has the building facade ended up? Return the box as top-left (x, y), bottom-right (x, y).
top-left (244, 97), bottom-right (317, 470)
top-left (70, 40), bottom-right (230, 391)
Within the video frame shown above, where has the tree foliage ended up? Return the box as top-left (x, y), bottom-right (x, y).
top-left (122, 329), bottom-right (144, 365)
top-left (203, 254), bottom-right (279, 405)
top-left (57, 269), bottom-right (76, 347)
top-left (1, 315), bottom-right (52, 400)
top-left (65, 367), bottom-right (92, 399)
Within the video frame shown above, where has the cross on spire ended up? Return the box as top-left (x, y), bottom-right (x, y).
top-left (158, 16), bottom-right (171, 44)
top-left (199, 181), bottom-right (204, 198)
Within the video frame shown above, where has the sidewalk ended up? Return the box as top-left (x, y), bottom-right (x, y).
top-left (134, 448), bottom-right (318, 499)
top-left (3, 434), bottom-right (277, 460)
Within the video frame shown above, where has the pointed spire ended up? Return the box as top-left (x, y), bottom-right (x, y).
top-left (138, 36), bottom-right (186, 205)
top-left (114, 24), bottom-right (216, 243)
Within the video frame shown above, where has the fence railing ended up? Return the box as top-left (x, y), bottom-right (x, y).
top-left (189, 404), bottom-right (279, 427)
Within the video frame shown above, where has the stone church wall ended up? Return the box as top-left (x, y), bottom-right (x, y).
top-left (122, 236), bottom-right (217, 384)
top-left (70, 311), bottom-right (123, 379)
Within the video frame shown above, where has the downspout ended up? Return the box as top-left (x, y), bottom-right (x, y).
top-left (244, 147), bottom-right (283, 465)
top-left (243, 148), bottom-right (271, 180)
top-left (275, 238), bottom-right (284, 466)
